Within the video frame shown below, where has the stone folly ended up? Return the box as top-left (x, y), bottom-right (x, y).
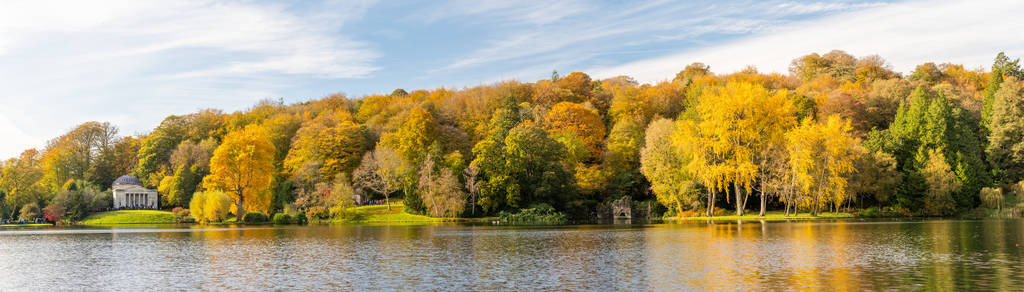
top-left (111, 175), bottom-right (159, 209)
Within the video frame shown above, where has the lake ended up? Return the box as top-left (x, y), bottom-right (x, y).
top-left (1, 219), bottom-right (1023, 290)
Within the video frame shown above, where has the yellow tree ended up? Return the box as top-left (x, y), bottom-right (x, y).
top-left (922, 149), bottom-right (961, 216)
top-left (205, 124), bottom-right (276, 220)
top-left (189, 190), bottom-right (232, 224)
top-left (694, 81), bottom-right (793, 215)
top-left (1, 149), bottom-right (48, 217)
top-left (379, 107), bottom-right (438, 164)
top-left (819, 115), bottom-right (862, 212)
top-left (786, 115), bottom-right (861, 216)
top-left (677, 118), bottom-right (728, 217)
top-left (640, 118), bottom-right (698, 215)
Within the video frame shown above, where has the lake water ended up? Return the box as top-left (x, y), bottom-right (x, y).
top-left (1, 219), bottom-right (1023, 290)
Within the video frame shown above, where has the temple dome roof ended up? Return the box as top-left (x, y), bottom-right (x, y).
top-left (112, 175), bottom-right (143, 188)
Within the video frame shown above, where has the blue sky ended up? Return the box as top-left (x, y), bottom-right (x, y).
top-left (0, 0), bottom-right (1022, 158)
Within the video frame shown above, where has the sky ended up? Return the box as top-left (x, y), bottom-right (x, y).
top-left (0, 0), bottom-right (1022, 159)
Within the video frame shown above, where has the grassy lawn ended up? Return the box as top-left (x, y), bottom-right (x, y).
top-left (669, 211), bottom-right (855, 221)
top-left (328, 203), bottom-right (496, 224)
top-left (81, 210), bottom-right (177, 225)
top-left (330, 203), bottom-right (442, 224)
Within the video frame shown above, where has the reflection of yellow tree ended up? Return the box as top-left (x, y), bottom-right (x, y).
top-left (824, 222), bottom-right (855, 290)
top-left (786, 223), bottom-right (823, 290)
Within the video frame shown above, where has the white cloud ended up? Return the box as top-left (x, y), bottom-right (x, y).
top-left (589, 0), bottom-right (1024, 83)
top-left (431, 0), bottom-right (885, 75)
top-left (421, 0), bottom-right (590, 26)
top-left (0, 0), bottom-right (378, 158)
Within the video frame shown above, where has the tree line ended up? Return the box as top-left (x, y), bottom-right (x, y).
top-left (2, 50), bottom-right (1023, 222)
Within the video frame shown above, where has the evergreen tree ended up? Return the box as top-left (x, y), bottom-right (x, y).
top-left (987, 77), bottom-right (1024, 182)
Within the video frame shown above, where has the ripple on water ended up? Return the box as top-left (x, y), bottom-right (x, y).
top-left (1, 220), bottom-right (1024, 290)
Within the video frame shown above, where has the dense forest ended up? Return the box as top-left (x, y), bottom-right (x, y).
top-left (2, 50), bottom-right (1024, 223)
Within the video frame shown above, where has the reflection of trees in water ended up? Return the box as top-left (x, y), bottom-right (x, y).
top-left (18, 221), bottom-right (1024, 290)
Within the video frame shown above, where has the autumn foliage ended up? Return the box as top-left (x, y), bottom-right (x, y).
top-left (3, 50), bottom-right (1024, 222)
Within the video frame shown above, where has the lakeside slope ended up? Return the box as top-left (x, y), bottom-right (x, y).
top-left (81, 210), bottom-right (176, 225)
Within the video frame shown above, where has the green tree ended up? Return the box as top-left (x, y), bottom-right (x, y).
top-left (603, 118), bottom-right (646, 197)
top-left (159, 139), bottom-right (216, 207)
top-left (136, 116), bottom-right (188, 185)
top-left (52, 180), bottom-right (109, 221)
top-left (987, 77), bottom-right (1024, 182)
top-left (503, 124), bottom-right (574, 209)
top-left (983, 52), bottom-right (1022, 127)
top-left (881, 86), bottom-right (989, 211)
top-left (469, 98), bottom-right (522, 213)
top-left (849, 151), bottom-right (903, 207)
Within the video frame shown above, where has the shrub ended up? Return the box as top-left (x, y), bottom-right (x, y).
top-left (272, 213), bottom-right (291, 224)
top-left (676, 210), bottom-right (698, 218)
top-left (242, 212), bottom-right (268, 224)
top-left (856, 207), bottom-right (881, 218)
top-left (172, 207), bottom-right (194, 223)
top-left (306, 206), bottom-right (329, 221)
top-left (499, 204), bottom-right (567, 225)
top-left (329, 205), bottom-right (356, 220)
top-left (293, 212), bottom-right (308, 225)
top-left (189, 190), bottom-right (232, 224)
top-left (19, 203), bottom-right (41, 220)
top-left (43, 204), bottom-right (65, 223)
top-left (980, 187), bottom-right (1004, 211)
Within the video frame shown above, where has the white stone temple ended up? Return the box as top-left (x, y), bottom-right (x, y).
top-left (112, 175), bottom-right (159, 209)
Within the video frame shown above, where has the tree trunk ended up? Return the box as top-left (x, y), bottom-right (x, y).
top-left (759, 192), bottom-right (766, 217)
top-left (707, 187), bottom-right (716, 217)
top-left (735, 183), bottom-right (743, 216)
top-left (236, 189), bottom-right (245, 221)
top-left (812, 192), bottom-right (819, 216)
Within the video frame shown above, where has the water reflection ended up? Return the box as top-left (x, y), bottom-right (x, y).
top-left (1, 220), bottom-right (1024, 290)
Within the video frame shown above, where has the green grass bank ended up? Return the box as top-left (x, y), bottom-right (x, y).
top-left (328, 204), bottom-right (495, 224)
top-left (81, 210), bottom-right (177, 225)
